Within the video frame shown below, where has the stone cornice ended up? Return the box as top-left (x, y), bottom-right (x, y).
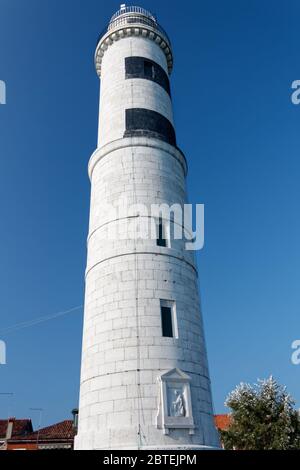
top-left (95, 24), bottom-right (173, 78)
top-left (88, 137), bottom-right (188, 180)
top-left (85, 251), bottom-right (198, 280)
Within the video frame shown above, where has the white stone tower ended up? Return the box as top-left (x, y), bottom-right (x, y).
top-left (75, 5), bottom-right (220, 450)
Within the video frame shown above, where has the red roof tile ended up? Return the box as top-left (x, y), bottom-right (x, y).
top-left (214, 414), bottom-right (232, 431)
top-left (0, 419), bottom-right (33, 439)
top-left (9, 420), bottom-right (75, 442)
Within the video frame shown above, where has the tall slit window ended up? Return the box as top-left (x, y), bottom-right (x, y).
top-left (160, 300), bottom-right (178, 338)
top-left (157, 217), bottom-right (168, 247)
top-left (144, 60), bottom-right (155, 79)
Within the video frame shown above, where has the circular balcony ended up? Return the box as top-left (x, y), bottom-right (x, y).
top-left (95, 5), bottom-right (173, 77)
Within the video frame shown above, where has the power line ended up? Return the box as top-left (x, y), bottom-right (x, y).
top-left (0, 305), bottom-right (83, 336)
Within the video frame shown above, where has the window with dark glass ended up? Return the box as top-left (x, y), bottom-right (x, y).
top-left (161, 306), bottom-right (173, 338)
top-left (124, 108), bottom-right (176, 146)
top-left (157, 217), bottom-right (167, 247)
top-left (125, 56), bottom-right (171, 96)
top-left (144, 60), bottom-right (155, 79)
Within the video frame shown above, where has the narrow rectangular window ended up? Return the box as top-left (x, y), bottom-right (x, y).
top-left (144, 60), bottom-right (154, 79)
top-left (160, 300), bottom-right (178, 338)
top-left (161, 307), bottom-right (173, 337)
top-left (157, 217), bottom-right (167, 247)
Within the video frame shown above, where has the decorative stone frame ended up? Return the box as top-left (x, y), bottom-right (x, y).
top-left (157, 368), bottom-right (195, 435)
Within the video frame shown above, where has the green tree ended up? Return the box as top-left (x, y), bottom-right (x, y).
top-left (222, 376), bottom-right (300, 450)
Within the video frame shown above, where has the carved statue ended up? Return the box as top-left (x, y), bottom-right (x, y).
top-left (171, 390), bottom-right (186, 417)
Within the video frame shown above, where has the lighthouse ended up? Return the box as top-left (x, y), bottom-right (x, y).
top-left (75, 5), bottom-right (220, 450)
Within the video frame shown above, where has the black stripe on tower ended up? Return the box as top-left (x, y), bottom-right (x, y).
top-left (124, 108), bottom-right (177, 147)
top-left (125, 57), bottom-right (171, 96)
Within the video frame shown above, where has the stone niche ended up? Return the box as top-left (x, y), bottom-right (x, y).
top-left (157, 368), bottom-right (195, 435)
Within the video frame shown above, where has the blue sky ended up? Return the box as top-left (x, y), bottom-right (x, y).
top-left (0, 0), bottom-right (300, 428)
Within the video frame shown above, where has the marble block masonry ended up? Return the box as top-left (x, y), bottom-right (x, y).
top-left (75, 5), bottom-right (220, 450)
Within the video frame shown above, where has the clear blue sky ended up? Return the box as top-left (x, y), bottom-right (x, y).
top-left (0, 0), bottom-right (300, 428)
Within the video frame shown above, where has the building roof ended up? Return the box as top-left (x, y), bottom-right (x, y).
top-left (9, 420), bottom-right (75, 442)
top-left (214, 414), bottom-right (232, 431)
top-left (0, 419), bottom-right (33, 439)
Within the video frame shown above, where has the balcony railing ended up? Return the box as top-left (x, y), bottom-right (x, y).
top-left (97, 7), bottom-right (171, 48)
top-left (110, 5), bottom-right (157, 23)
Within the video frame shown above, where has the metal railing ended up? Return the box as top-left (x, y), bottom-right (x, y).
top-left (97, 14), bottom-right (171, 48)
top-left (110, 6), bottom-right (157, 23)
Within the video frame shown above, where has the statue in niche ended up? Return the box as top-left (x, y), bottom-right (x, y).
top-left (170, 390), bottom-right (186, 417)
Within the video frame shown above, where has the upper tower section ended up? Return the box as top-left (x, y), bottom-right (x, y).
top-left (95, 4), bottom-right (173, 78)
